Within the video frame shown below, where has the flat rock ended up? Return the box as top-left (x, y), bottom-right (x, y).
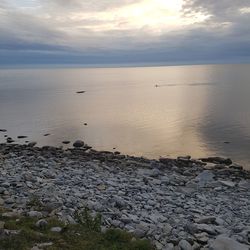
top-left (27, 211), bottom-right (43, 218)
top-left (195, 170), bottom-right (215, 187)
top-left (194, 216), bottom-right (216, 224)
top-left (210, 235), bottom-right (249, 250)
top-left (219, 180), bottom-right (236, 188)
top-left (50, 227), bottom-right (62, 233)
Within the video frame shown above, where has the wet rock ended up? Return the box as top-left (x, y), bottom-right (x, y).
top-left (28, 142), bottom-right (37, 147)
top-left (17, 136), bottom-right (28, 139)
top-left (200, 157), bottom-right (232, 165)
top-left (62, 141), bottom-right (70, 144)
top-left (73, 140), bottom-right (84, 148)
top-left (0, 129), bottom-right (7, 132)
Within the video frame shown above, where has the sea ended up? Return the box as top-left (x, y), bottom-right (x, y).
top-left (0, 64), bottom-right (250, 169)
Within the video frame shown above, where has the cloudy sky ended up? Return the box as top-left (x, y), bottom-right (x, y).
top-left (0, 0), bottom-right (250, 65)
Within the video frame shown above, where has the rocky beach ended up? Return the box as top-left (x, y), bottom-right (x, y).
top-left (0, 143), bottom-right (250, 250)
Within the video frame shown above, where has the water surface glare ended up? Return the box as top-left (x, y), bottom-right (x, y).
top-left (0, 64), bottom-right (250, 169)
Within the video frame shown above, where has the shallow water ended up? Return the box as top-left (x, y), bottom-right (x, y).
top-left (0, 64), bottom-right (250, 168)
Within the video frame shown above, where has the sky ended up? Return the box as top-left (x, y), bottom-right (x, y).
top-left (0, 0), bottom-right (250, 65)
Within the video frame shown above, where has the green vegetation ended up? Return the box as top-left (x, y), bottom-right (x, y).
top-left (0, 208), bottom-right (154, 250)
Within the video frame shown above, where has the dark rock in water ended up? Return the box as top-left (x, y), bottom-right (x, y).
top-left (0, 129), bottom-right (7, 132)
top-left (17, 136), bottom-right (28, 139)
top-left (84, 123), bottom-right (88, 126)
top-left (76, 91), bottom-right (85, 94)
top-left (4, 135), bottom-right (7, 137)
top-left (229, 164), bottom-right (243, 170)
top-left (62, 141), bottom-right (70, 144)
top-left (6, 137), bottom-right (14, 143)
top-left (199, 157), bottom-right (232, 165)
top-left (28, 142), bottom-right (37, 147)
top-left (73, 140), bottom-right (84, 148)
top-left (224, 141), bottom-right (230, 144)
top-left (177, 155), bottom-right (191, 161)
top-left (43, 134), bottom-right (50, 137)
top-left (114, 151), bottom-right (121, 155)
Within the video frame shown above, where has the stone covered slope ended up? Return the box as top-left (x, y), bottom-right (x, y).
top-left (0, 144), bottom-right (250, 250)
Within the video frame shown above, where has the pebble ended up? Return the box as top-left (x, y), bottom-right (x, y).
top-left (35, 219), bottom-right (48, 229)
top-left (0, 143), bottom-right (249, 250)
top-left (50, 227), bottom-right (62, 233)
top-left (27, 211), bottom-right (43, 218)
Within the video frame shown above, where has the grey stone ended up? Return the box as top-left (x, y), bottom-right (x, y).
top-left (195, 170), bottom-right (215, 187)
top-left (219, 180), bottom-right (235, 188)
top-left (27, 211), bottom-right (43, 218)
top-left (210, 235), bottom-right (249, 250)
top-left (178, 239), bottom-right (192, 250)
top-left (194, 216), bottom-right (216, 224)
top-left (2, 182), bottom-right (10, 188)
top-left (5, 197), bottom-right (15, 204)
top-left (35, 219), bottom-right (48, 229)
top-left (50, 227), bottom-right (62, 233)
top-left (163, 243), bottom-right (174, 250)
top-left (150, 169), bottom-right (161, 178)
top-left (2, 212), bottom-right (19, 218)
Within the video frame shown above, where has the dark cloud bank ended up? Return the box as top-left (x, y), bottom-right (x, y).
top-left (0, 0), bottom-right (250, 65)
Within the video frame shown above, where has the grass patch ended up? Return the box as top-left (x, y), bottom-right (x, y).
top-left (0, 208), bottom-right (154, 250)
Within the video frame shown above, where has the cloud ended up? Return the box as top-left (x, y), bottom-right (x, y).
top-left (0, 0), bottom-right (250, 64)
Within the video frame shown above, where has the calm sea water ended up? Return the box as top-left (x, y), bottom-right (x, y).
top-left (0, 64), bottom-right (250, 168)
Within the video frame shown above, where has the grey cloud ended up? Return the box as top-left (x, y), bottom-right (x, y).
top-left (43, 0), bottom-right (141, 11)
top-left (183, 0), bottom-right (250, 21)
top-left (0, 0), bottom-right (249, 65)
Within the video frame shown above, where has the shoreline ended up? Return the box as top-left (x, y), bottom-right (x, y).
top-left (0, 143), bottom-right (250, 249)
